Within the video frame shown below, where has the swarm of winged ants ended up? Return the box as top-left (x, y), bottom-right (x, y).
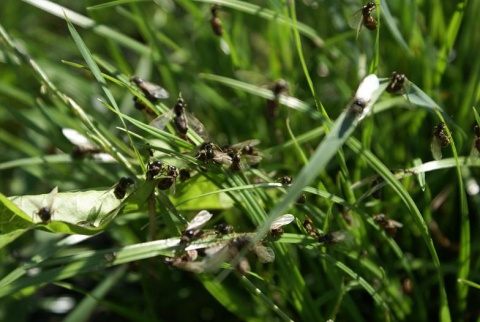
top-left (34, 2), bottom-right (476, 276)
top-left (40, 63), bottom-right (471, 277)
top-left (40, 67), bottom-right (465, 275)
top-left (115, 70), bottom-right (413, 274)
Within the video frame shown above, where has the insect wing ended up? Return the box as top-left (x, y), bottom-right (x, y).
top-left (185, 112), bottom-right (209, 140)
top-left (185, 210), bottom-right (213, 231)
top-left (212, 151), bottom-right (233, 166)
top-left (388, 220), bottom-right (404, 228)
top-left (348, 7), bottom-right (365, 38)
top-left (149, 109), bottom-right (175, 131)
top-left (270, 214), bottom-right (295, 230)
top-left (45, 186), bottom-right (58, 209)
top-left (355, 74), bottom-right (380, 103)
top-left (201, 243), bottom-right (231, 273)
top-left (171, 260), bottom-right (204, 273)
top-left (132, 78), bottom-right (169, 100)
top-left (169, 178), bottom-right (177, 195)
top-left (242, 154), bottom-right (262, 166)
top-left (34, 186), bottom-right (58, 222)
top-left (254, 245), bottom-right (275, 263)
top-left (229, 139), bottom-right (261, 152)
top-left (330, 231), bottom-right (354, 244)
top-left (430, 137), bottom-right (443, 160)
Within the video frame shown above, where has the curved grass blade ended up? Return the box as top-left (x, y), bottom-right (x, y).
top-left (379, 0), bottom-right (410, 53)
top-left (23, 0), bottom-right (150, 55)
top-left (0, 194), bottom-right (35, 248)
top-left (65, 15), bottom-right (139, 172)
top-left (345, 139), bottom-right (452, 321)
top-left (408, 82), bottom-right (462, 135)
top-left (0, 237), bottom-right (181, 298)
top-left (0, 24), bottom-right (133, 172)
top-left (254, 78), bottom-right (387, 241)
top-left (432, 109), bottom-right (471, 314)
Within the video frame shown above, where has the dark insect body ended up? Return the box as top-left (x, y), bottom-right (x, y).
top-left (386, 71), bottom-right (407, 94)
top-left (431, 122), bottom-right (451, 160)
top-left (36, 207), bottom-right (52, 223)
top-left (196, 142), bottom-right (232, 165)
top-left (210, 5), bottom-right (223, 36)
top-left (157, 165), bottom-right (179, 191)
top-left (130, 76), bottom-right (169, 115)
top-left (146, 160), bottom-right (164, 180)
top-left (372, 214), bottom-right (403, 237)
top-left (266, 79), bottom-right (289, 119)
top-left (179, 168), bottom-right (191, 181)
top-left (113, 177), bottom-right (135, 199)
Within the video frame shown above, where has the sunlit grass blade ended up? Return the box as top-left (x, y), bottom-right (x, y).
top-left (23, 0), bottom-right (150, 55)
top-left (457, 278), bottom-right (480, 290)
top-left (0, 238), bottom-right (181, 298)
top-left (253, 79), bottom-right (387, 242)
top-left (287, 1), bottom-right (325, 116)
top-left (379, 0), bottom-right (409, 53)
top-left (65, 15), bottom-right (139, 169)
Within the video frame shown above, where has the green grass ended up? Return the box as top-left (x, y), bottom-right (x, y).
top-left (1, 0), bottom-right (480, 321)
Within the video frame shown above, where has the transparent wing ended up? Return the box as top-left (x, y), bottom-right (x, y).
top-left (430, 137), bottom-right (442, 160)
top-left (186, 210), bottom-right (213, 231)
top-left (131, 77), bottom-right (169, 100)
top-left (253, 245), bottom-right (275, 263)
top-left (270, 214), bottom-right (295, 230)
top-left (330, 231), bottom-right (354, 244)
top-left (169, 179), bottom-right (176, 195)
top-left (204, 243), bottom-right (229, 257)
top-left (172, 260), bottom-right (204, 273)
top-left (185, 112), bottom-right (209, 140)
top-left (229, 139), bottom-right (261, 151)
top-left (348, 7), bottom-right (364, 37)
top-left (143, 82), bottom-right (169, 100)
top-left (212, 152), bottom-right (233, 166)
top-left (201, 243), bottom-right (231, 273)
top-left (388, 220), bottom-right (404, 228)
top-left (45, 186), bottom-right (58, 209)
top-left (242, 155), bottom-right (262, 166)
top-left (149, 109), bottom-right (175, 131)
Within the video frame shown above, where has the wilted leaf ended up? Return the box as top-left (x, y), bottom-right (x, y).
top-left (5, 180), bottom-right (158, 239)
